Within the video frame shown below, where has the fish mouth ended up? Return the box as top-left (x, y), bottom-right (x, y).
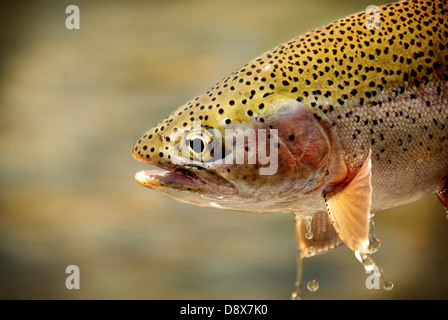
top-left (135, 163), bottom-right (237, 196)
top-left (135, 168), bottom-right (197, 189)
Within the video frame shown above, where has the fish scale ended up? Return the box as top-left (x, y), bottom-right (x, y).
top-left (133, 0), bottom-right (448, 256)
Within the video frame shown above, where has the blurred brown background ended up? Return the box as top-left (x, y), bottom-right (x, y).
top-left (0, 0), bottom-right (446, 300)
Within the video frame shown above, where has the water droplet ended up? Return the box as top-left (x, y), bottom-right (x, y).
top-left (377, 267), bottom-right (394, 291)
top-left (290, 291), bottom-right (300, 300)
top-left (305, 232), bottom-right (313, 240)
top-left (306, 279), bottom-right (319, 292)
top-left (305, 246), bottom-right (316, 257)
top-left (291, 248), bottom-right (303, 300)
top-left (355, 251), bottom-right (376, 272)
top-left (368, 213), bottom-right (381, 253)
top-left (383, 280), bottom-right (394, 291)
top-left (304, 216), bottom-right (313, 240)
top-left (368, 238), bottom-right (381, 254)
top-left (362, 256), bottom-right (376, 273)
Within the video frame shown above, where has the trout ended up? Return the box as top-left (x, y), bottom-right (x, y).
top-left (132, 0), bottom-right (448, 258)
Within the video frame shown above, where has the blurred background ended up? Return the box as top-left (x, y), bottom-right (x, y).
top-left (0, 0), bottom-right (447, 300)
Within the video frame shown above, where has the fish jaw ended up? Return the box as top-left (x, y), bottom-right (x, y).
top-left (134, 166), bottom-right (237, 196)
top-left (135, 169), bottom-right (198, 191)
top-left (133, 147), bottom-right (238, 200)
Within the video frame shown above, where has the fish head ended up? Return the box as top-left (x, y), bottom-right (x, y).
top-left (133, 71), bottom-right (334, 212)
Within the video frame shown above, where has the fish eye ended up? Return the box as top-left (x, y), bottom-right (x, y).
top-left (183, 126), bottom-right (224, 162)
top-left (184, 127), bottom-right (217, 161)
top-left (188, 138), bottom-right (206, 154)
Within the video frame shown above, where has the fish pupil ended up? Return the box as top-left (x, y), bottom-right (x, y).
top-left (189, 138), bottom-right (205, 153)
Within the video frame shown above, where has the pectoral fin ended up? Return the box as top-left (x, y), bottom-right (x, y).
top-left (294, 211), bottom-right (343, 257)
top-left (323, 151), bottom-right (372, 253)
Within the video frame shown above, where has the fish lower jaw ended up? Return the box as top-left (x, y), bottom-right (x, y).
top-left (135, 169), bottom-right (198, 189)
top-left (135, 167), bottom-right (238, 196)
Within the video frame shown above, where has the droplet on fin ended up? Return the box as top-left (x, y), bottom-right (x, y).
top-left (293, 212), bottom-right (343, 257)
top-left (355, 251), bottom-right (375, 272)
top-left (305, 216), bottom-right (313, 240)
top-left (305, 246), bottom-right (316, 257)
top-left (368, 213), bottom-right (381, 253)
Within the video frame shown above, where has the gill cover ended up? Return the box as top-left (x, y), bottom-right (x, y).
top-left (254, 100), bottom-right (332, 194)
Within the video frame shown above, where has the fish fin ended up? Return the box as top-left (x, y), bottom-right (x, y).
top-left (294, 211), bottom-right (343, 257)
top-left (437, 186), bottom-right (448, 213)
top-left (323, 151), bottom-right (372, 253)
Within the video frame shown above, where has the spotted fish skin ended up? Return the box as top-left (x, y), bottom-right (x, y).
top-left (133, 0), bottom-right (448, 221)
